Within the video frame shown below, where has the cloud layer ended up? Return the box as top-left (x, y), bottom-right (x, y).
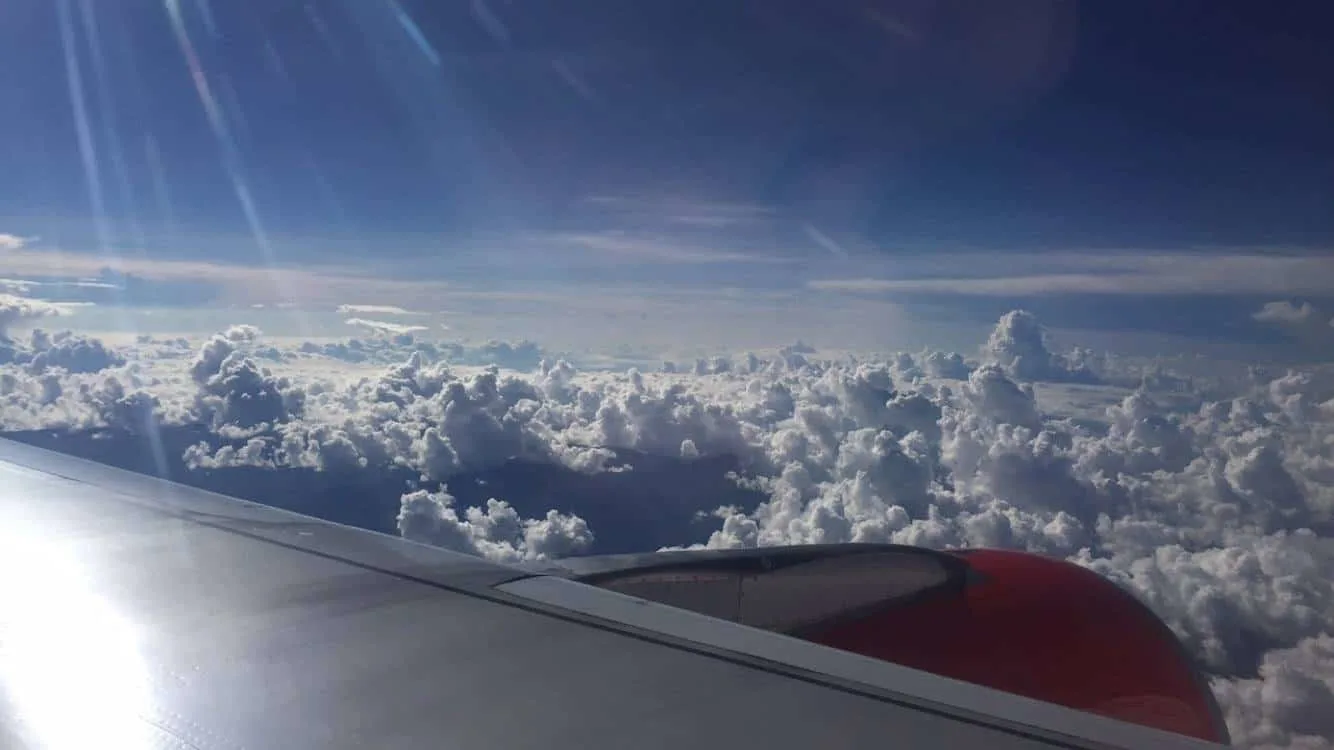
top-left (809, 252), bottom-right (1334, 297)
top-left (0, 300), bottom-right (1331, 747)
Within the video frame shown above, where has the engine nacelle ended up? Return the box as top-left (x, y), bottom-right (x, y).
top-left (804, 548), bottom-right (1229, 744)
top-left (565, 543), bottom-right (1230, 743)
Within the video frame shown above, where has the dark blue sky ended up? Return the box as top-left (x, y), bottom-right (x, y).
top-left (2, 0), bottom-right (1332, 263)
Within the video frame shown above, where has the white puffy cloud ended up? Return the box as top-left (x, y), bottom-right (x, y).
top-left (0, 294), bottom-right (69, 339)
top-left (920, 349), bottom-right (973, 380)
top-left (1256, 301), bottom-right (1318, 325)
top-left (1, 309), bottom-right (1331, 747)
top-left (982, 309), bottom-right (1098, 383)
top-left (0, 234), bottom-right (28, 251)
top-left (0, 360), bottom-right (164, 434)
top-left (477, 339), bottom-right (543, 371)
top-left (24, 330), bottom-right (125, 374)
top-left (298, 337), bottom-right (418, 364)
top-left (184, 437), bottom-right (276, 470)
top-left (189, 332), bottom-right (305, 429)
top-left (397, 487), bottom-right (593, 562)
top-left (224, 324), bottom-right (262, 343)
top-left (1212, 634), bottom-right (1334, 748)
top-left (960, 364), bottom-right (1041, 428)
top-left (1253, 301), bottom-right (1334, 353)
top-left (0, 327), bottom-right (124, 375)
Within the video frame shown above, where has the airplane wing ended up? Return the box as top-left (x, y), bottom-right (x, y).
top-left (0, 437), bottom-right (1223, 749)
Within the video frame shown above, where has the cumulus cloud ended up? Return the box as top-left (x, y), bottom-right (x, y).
top-left (477, 339), bottom-right (543, 371)
top-left (184, 436), bottom-right (275, 470)
top-left (0, 334), bottom-right (161, 434)
top-left (397, 487), bottom-right (593, 562)
top-left (1254, 301), bottom-right (1334, 352)
top-left (1212, 634), bottom-right (1334, 748)
top-left (983, 310), bottom-right (1098, 383)
top-left (0, 325), bottom-right (125, 377)
top-left (920, 350), bottom-right (973, 380)
top-left (2, 309), bottom-right (1332, 747)
top-left (189, 331), bottom-right (305, 429)
top-left (294, 336), bottom-right (551, 370)
top-left (1255, 301), bottom-right (1319, 325)
top-left (24, 330), bottom-right (124, 374)
top-left (0, 234), bottom-right (28, 251)
top-left (0, 294), bottom-right (69, 339)
top-left (224, 324), bottom-right (262, 343)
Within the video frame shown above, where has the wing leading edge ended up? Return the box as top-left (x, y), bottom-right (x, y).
top-left (0, 438), bottom-right (1222, 749)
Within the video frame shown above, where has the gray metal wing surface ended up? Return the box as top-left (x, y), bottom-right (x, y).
top-left (0, 438), bottom-right (1223, 749)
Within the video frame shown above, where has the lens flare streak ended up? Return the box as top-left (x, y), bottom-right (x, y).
top-left (163, 0), bottom-right (311, 329)
top-left (55, 0), bottom-right (110, 254)
top-left (389, 0), bottom-right (441, 67)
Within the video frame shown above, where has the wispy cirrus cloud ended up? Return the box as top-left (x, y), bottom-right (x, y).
top-left (335, 304), bottom-right (426, 316)
top-left (809, 252), bottom-right (1334, 297)
top-left (553, 232), bottom-right (799, 265)
top-left (0, 247), bottom-right (441, 308)
top-left (581, 194), bottom-right (776, 229)
top-left (344, 317), bottom-right (429, 335)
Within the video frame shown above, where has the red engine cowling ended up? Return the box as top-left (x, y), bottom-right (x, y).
top-left (804, 549), bottom-right (1230, 744)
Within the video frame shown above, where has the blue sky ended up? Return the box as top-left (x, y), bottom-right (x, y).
top-left (1, 0), bottom-right (1332, 352)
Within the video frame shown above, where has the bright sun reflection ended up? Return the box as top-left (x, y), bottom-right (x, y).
top-left (0, 531), bottom-right (154, 749)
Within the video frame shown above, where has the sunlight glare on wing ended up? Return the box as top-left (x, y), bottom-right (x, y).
top-left (0, 531), bottom-right (153, 750)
